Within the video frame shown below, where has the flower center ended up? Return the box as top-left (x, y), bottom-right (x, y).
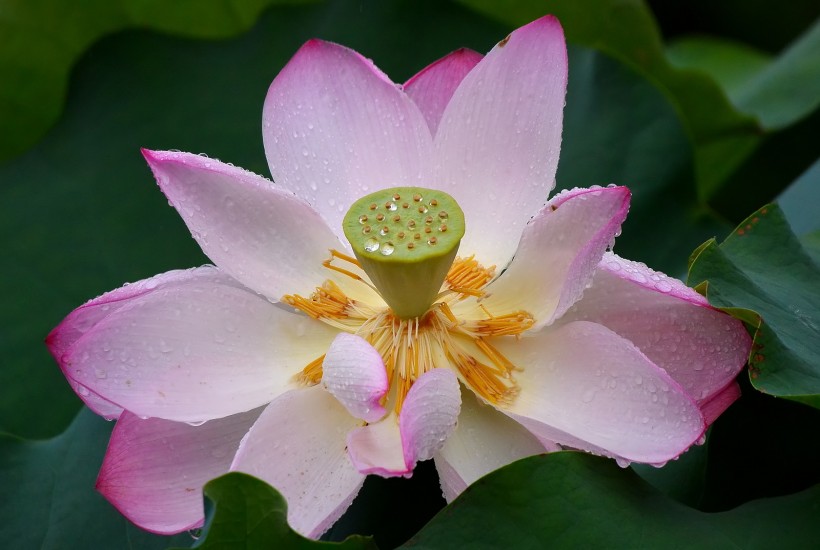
top-left (282, 187), bottom-right (535, 411)
top-left (341, 187), bottom-right (465, 319)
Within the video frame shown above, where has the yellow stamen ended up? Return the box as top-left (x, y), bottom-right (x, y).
top-left (473, 311), bottom-right (534, 337)
top-left (297, 354), bottom-right (325, 385)
top-left (284, 251), bottom-right (532, 411)
top-left (445, 255), bottom-right (496, 297)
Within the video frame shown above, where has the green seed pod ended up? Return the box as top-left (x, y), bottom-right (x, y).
top-left (342, 187), bottom-right (465, 319)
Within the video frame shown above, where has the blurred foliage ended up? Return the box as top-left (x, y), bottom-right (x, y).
top-left (1, 0), bottom-right (818, 548)
top-left (0, 0), bottom-right (314, 163)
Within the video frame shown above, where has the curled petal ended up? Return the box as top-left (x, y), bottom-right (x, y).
top-left (560, 252), bottom-right (751, 408)
top-left (497, 321), bottom-right (706, 464)
top-left (230, 387), bottom-right (365, 539)
top-left (97, 408), bottom-right (260, 535)
top-left (263, 39), bottom-right (433, 234)
top-left (399, 368), bottom-right (461, 466)
top-left (143, 149), bottom-right (343, 301)
top-left (347, 369), bottom-right (461, 477)
top-left (479, 186), bottom-right (630, 328)
top-left (322, 333), bottom-right (388, 423)
top-left (56, 267), bottom-right (337, 422)
top-left (404, 48), bottom-right (483, 136)
top-left (434, 15), bottom-right (567, 268)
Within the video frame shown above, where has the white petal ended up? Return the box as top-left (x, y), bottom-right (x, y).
top-left (346, 415), bottom-right (408, 477)
top-left (322, 333), bottom-right (388, 423)
top-left (433, 16), bottom-right (567, 268)
top-left (497, 321), bottom-right (706, 464)
top-left (143, 149), bottom-right (343, 300)
top-left (230, 387), bottom-right (365, 539)
top-left (435, 389), bottom-right (548, 502)
top-left (61, 268), bottom-right (337, 422)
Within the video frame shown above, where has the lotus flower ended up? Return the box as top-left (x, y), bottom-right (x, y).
top-left (47, 16), bottom-right (751, 539)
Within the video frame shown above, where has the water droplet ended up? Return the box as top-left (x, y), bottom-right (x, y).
top-left (364, 238), bottom-right (380, 252)
top-left (385, 201), bottom-right (397, 211)
top-left (380, 242), bottom-right (395, 256)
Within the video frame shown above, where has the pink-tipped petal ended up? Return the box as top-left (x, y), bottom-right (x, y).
top-left (322, 333), bottom-right (388, 423)
top-left (143, 149), bottom-right (343, 301)
top-left (47, 267), bottom-right (237, 420)
top-left (404, 48), bottom-right (483, 136)
top-left (479, 186), bottom-right (630, 328)
top-left (58, 267), bottom-right (337, 422)
top-left (435, 389), bottom-right (549, 502)
top-left (433, 16), bottom-right (568, 268)
top-left (560, 252), bottom-right (751, 405)
top-left (346, 369), bottom-right (461, 478)
top-left (263, 39), bottom-right (433, 234)
top-left (96, 408), bottom-right (260, 535)
top-left (399, 368), bottom-right (461, 467)
top-left (230, 387), bottom-right (365, 539)
top-left (497, 321), bottom-right (706, 464)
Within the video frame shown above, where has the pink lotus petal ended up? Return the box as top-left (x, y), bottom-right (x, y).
top-left (434, 389), bottom-right (549, 502)
top-left (560, 252), bottom-right (751, 405)
top-left (404, 48), bottom-right (482, 136)
top-left (59, 267), bottom-right (337, 422)
top-left (699, 381), bottom-right (741, 425)
top-left (69, 381), bottom-right (123, 419)
top-left (322, 333), bottom-right (388, 423)
top-left (497, 321), bottom-right (706, 464)
top-left (399, 368), bottom-right (461, 467)
top-left (262, 39), bottom-right (433, 235)
top-left (346, 368), bottom-right (460, 478)
top-left (143, 149), bottom-right (343, 301)
top-left (96, 408), bottom-right (260, 535)
top-left (47, 267), bottom-right (238, 419)
top-left (433, 16), bottom-right (567, 268)
top-left (230, 387), bottom-right (365, 539)
top-left (481, 186), bottom-right (630, 328)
